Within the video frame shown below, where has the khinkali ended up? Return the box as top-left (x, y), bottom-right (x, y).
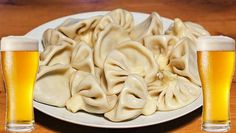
top-left (58, 16), bottom-right (101, 48)
top-left (105, 74), bottom-right (156, 122)
top-left (144, 35), bottom-right (179, 70)
top-left (42, 29), bottom-right (76, 49)
top-left (148, 71), bottom-right (201, 111)
top-left (40, 43), bottom-right (72, 66)
top-left (71, 41), bottom-right (94, 74)
top-left (129, 12), bottom-right (164, 43)
top-left (94, 24), bottom-right (131, 68)
top-left (34, 65), bottom-right (74, 107)
top-left (169, 38), bottom-right (201, 85)
top-left (104, 41), bottom-right (158, 95)
top-left (66, 71), bottom-right (117, 114)
top-left (166, 18), bottom-right (210, 42)
top-left (36, 9), bottom-right (209, 122)
top-left (93, 8), bottom-right (134, 43)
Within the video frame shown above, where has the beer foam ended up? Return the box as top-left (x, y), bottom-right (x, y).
top-left (197, 36), bottom-right (235, 51)
top-left (1, 36), bottom-right (38, 51)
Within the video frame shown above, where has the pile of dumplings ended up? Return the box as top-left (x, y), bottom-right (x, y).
top-left (34, 9), bottom-right (210, 122)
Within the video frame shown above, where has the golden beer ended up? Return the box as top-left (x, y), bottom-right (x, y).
top-left (1, 36), bottom-right (38, 132)
top-left (197, 36), bottom-right (235, 132)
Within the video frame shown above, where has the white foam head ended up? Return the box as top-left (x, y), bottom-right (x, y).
top-left (197, 36), bottom-right (235, 51)
top-left (1, 36), bottom-right (38, 51)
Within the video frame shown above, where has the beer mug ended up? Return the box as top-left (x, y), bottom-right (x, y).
top-left (197, 36), bottom-right (235, 132)
top-left (1, 36), bottom-right (39, 132)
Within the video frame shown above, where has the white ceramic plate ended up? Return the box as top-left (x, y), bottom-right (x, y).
top-left (25, 11), bottom-right (202, 128)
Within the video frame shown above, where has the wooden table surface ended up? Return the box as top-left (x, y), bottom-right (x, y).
top-left (0, 0), bottom-right (236, 132)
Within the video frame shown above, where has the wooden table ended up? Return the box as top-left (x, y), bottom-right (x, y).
top-left (0, 0), bottom-right (236, 132)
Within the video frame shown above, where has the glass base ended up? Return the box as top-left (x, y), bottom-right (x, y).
top-left (6, 122), bottom-right (34, 132)
top-left (202, 122), bottom-right (230, 132)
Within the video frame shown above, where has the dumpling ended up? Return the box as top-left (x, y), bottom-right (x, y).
top-left (185, 21), bottom-right (210, 37)
top-left (105, 74), bottom-right (156, 122)
top-left (148, 71), bottom-right (201, 111)
top-left (34, 65), bottom-right (74, 107)
top-left (106, 8), bottom-right (134, 33)
top-left (58, 16), bottom-right (101, 48)
top-left (92, 16), bottom-right (113, 44)
top-left (94, 67), bottom-right (107, 91)
top-left (104, 41), bottom-right (158, 95)
top-left (144, 35), bottom-right (179, 70)
top-left (42, 29), bottom-right (76, 49)
top-left (71, 41), bottom-right (94, 74)
top-left (93, 8), bottom-right (134, 43)
top-left (66, 71), bottom-right (117, 114)
top-left (70, 71), bottom-right (91, 95)
top-left (169, 38), bottom-right (201, 85)
top-left (165, 18), bottom-right (210, 42)
top-left (94, 24), bottom-right (131, 68)
top-left (129, 12), bottom-right (164, 43)
top-left (40, 43), bottom-right (72, 66)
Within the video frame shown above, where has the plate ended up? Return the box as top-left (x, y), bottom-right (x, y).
top-left (25, 11), bottom-right (202, 128)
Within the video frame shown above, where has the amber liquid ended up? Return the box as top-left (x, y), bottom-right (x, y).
top-left (1, 51), bottom-right (38, 124)
top-left (197, 51), bottom-right (235, 124)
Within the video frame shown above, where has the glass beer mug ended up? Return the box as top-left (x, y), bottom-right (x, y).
top-left (1, 36), bottom-right (39, 132)
top-left (197, 36), bottom-right (235, 132)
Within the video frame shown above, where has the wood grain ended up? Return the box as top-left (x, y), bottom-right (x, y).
top-left (0, 0), bottom-right (236, 132)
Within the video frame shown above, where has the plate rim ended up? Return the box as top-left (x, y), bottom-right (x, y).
top-left (26, 11), bottom-right (202, 128)
top-left (33, 97), bottom-right (202, 128)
